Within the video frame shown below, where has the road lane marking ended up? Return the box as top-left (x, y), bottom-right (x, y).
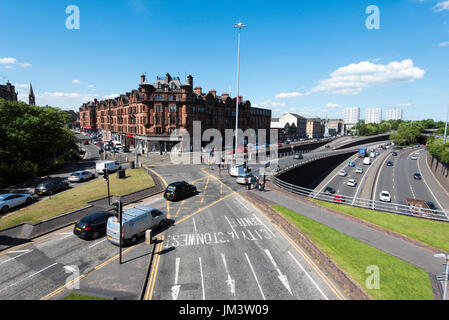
top-left (264, 249), bottom-right (292, 295)
top-left (0, 250), bottom-right (33, 266)
top-left (224, 215), bottom-right (239, 240)
top-left (221, 253), bottom-right (236, 299)
top-left (244, 253), bottom-right (266, 300)
top-left (0, 263), bottom-right (58, 294)
top-left (192, 218), bottom-right (197, 233)
top-left (287, 251), bottom-right (328, 300)
top-left (88, 238), bottom-right (107, 249)
top-left (171, 257), bottom-right (181, 300)
top-left (199, 257), bottom-right (205, 300)
top-left (145, 235), bottom-right (165, 300)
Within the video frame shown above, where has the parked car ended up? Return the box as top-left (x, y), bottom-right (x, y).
top-left (355, 167), bottom-right (363, 174)
top-left (164, 181), bottom-right (197, 201)
top-left (110, 148), bottom-right (118, 153)
top-left (96, 161), bottom-right (121, 173)
top-left (386, 161), bottom-right (393, 166)
top-left (34, 179), bottom-right (70, 196)
top-left (0, 193), bottom-right (34, 213)
top-left (348, 162), bottom-right (355, 167)
top-left (379, 191), bottom-right (391, 202)
top-left (119, 146), bottom-right (130, 153)
top-left (236, 173), bottom-right (254, 185)
top-left (95, 141), bottom-right (103, 147)
top-left (82, 140), bottom-right (89, 145)
top-left (107, 206), bottom-right (167, 245)
top-left (413, 173), bottom-right (422, 180)
top-left (68, 170), bottom-right (95, 183)
top-left (338, 170), bottom-right (347, 177)
top-left (73, 211), bottom-right (113, 240)
top-left (324, 186), bottom-right (335, 194)
top-left (346, 179), bottom-right (357, 187)
top-left (293, 153), bottom-right (303, 159)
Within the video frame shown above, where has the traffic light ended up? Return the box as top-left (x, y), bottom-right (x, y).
top-left (101, 168), bottom-right (109, 180)
top-left (112, 200), bottom-right (122, 217)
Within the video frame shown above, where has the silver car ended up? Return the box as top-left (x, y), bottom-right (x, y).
top-left (68, 170), bottom-right (95, 183)
top-left (0, 193), bottom-right (33, 213)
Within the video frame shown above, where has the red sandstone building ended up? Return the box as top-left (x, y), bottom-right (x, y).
top-left (80, 73), bottom-right (271, 153)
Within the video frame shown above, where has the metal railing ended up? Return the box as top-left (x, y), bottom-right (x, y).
top-left (271, 174), bottom-right (449, 222)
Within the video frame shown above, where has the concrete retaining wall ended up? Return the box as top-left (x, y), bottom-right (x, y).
top-left (427, 153), bottom-right (449, 193)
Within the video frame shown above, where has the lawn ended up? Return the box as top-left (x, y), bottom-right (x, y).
top-left (63, 293), bottom-right (109, 300)
top-left (312, 199), bottom-right (449, 253)
top-left (272, 205), bottom-right (434, 300)
top-left (0, 168), bottom-right (154, 230)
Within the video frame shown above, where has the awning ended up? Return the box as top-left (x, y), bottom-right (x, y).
top-left (126, 134), bottom-right (134, 138)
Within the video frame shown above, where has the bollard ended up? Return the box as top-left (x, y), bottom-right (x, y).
top-left (145, 229), bottom-right (152, 244)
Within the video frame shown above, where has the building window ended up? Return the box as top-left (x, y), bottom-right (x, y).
top-left (155, 105), bottom-right (162, 113)
top-left (169, 104), bottom-right (176, 113)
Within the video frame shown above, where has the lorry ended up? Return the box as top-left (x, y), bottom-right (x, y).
top-left (106, 205), bottom-right (167, 245)
top-left (358, 147), bottom-right (368, 158)
top-left (363, 157), bottom-right (371, 165)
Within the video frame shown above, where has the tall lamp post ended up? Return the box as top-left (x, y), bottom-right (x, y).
top-left (444, 103), bottom-right (448, 145)
top-left (234, 21), bottom-right (246, 155)
top-left (434, 253), bottom-right (449, 300)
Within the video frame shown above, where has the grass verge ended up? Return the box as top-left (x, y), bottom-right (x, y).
top-left (63, 293), bottom-right (109, 300)
top-left (312, 199), bottom-right (449, 253)
top-left (272, 205), bottom-right (434, 300)
top-left (0, 168), bottom-right (154, 230)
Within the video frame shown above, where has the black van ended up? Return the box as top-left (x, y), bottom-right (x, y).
top-left (74, 211), bottom-right (113, 240)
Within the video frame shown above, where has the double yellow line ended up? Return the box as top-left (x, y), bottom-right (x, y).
top-left (144, 235), bottom-right (165, 300)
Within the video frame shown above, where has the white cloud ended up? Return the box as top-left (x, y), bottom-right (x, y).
top-left (4, 66), bottom-right (15, 70)
top-left (310, 59), bottom-right (425, 95)
top-left (72, 79), bottom-right (81, 84)
top-left (0, 57), bottom-right (17, 64)
top-left (396, 103), bottom-right (412, 107)
top-left (0, 57), bottom-right (31, 68)
top-left (439, 41), bottom-right (449, 47)
top-left (433, 0), bottom-right (449, 11)
top-left (253, 100), bottom-right (286, 108)
top-left (103, 93), bottom-right (119, 99)
top-left (326, 103), bottom-right (341, 108)
top-left (275, 92), bottom-right (303, 99)
top-left (87, 85), bottom-right (94, 88)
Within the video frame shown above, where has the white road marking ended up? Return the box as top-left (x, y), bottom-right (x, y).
top-left (0, 250), bottom-right (33, 266)
top-left (221, 253), bottom-right (236, 299)
top-left (251, 214), bottom-right (276, 238)
top-left (244, 253), bottom-right (266, 300)
top-left (199, 257), bottom-right (205, 300)
top-left (192, 218), bottom-right (197, 233)
top-left (0, 263), bottom-right (58, 293)
top-left (235, 197), bottom-right (250, 211)
top-left (171, 257), bottom-right (181, 300)
top-left (224, 215), bottom-right (239, 239)
top-left (88, 238), bottom-right (107, 248)
top-left (264, 249), bottom-right (292, 295)
top-left (288, 251), bottom-right (328, 300)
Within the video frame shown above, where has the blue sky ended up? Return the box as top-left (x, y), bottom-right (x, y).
top-left (1, 0), bottom-right (449, 121)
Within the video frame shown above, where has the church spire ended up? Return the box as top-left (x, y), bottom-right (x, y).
top-left (29, 83), bottom-right (35, 106)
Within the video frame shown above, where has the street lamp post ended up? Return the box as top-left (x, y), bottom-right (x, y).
top-left (234, 21), bottom-right (246, 157)
top-left (444, 103), bottom-right (448, 145)
top-left (434, 253), bottom-right (449, 300)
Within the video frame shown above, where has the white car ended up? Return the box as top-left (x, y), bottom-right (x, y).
top-left (346, 179), bottom-right (357, 187)
top-left (338, 170), bottom-right (347, 177)
top-left (355, 167), bottom-right (363, 174)
top-left (68, 170), bottom-right (95, 183)
top-left (0, 193), bottom-right (34, 213)
top-left (410, 155), bottom-right (418, 160)
top-left (236, 173), bottom-right (254, 184)
top-left (379, 191), bottom-right (391, 202)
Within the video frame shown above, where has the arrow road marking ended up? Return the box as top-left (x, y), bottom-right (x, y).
top-left (264, 249), bottom-right (293, 295)
top-left (221, 253), bottom-right (236, 299)
top-left (171, 257), bottom-right (181, 300)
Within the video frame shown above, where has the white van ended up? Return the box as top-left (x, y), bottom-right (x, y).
top-left (229, 164), bottom-right (245, 177)
top-left (112, 140), bottom-right (122, 148)
top-left (370, 152), bottom-right (376, 158)
top-left (363, 157), bottom-right (371, 165)
top-left (106, 206), bottom-right (167, 245)
top-left (96, 160), bottom-right (121, 173)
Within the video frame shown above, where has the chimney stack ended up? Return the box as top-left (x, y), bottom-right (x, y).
top-left (221, 93), bottom-right (229, 99)
top-left (141, 74), bottom-right (146, 84)
top-left (194, 86), bottom-right (202, 95)
top-left (209, 90), bottom-right (216, 98)
top-left (238, 96), bottom-right (243, 104)
top-left (187, 75), bottom-right (193, 86)
top-left (166, 73), bottom-right (172, 83)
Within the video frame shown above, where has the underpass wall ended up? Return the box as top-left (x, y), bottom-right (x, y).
top-left (427, 153), bottom-right (449, 193)
top-left (278, 151), bottom-right (356, 189)
top-left (335, 134), bottom-right (390, 150)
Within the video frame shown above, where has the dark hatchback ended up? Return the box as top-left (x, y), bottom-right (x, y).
top-left (324, 186), bottom-right (336, 194)
top-left (34, 179), bottom-right (69, 196)
top-left (73, 211), bottom-right (113, 239)
top-left (413, 173), bottom-right (422, 180)
top-left (164, 181), bottom-right (197, 201)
